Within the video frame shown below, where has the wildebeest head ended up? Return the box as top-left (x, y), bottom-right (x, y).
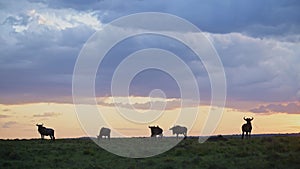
top-left (169, 125), bottom-right (176, 130)
top-left (243, 117), bottom-right (253, 124)
top-left (169, 125), bottom-right (187, 136)
top-left (149, 125), bottom-right (161, 130)
top-left (149, 125), bottom-right (163, 137)
top-left (169, 125), bottom-right (178, 134)
top-left (36, 123), bottom-right (44, 128)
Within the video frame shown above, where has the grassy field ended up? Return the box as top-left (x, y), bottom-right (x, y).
top-left (0, 136), bottom-right (300, 169)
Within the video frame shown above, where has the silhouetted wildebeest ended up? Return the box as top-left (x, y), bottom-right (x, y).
top-left (169, 125), bottom-right (187, 139)
top-left (149, 126), bottom-right (163, 138)
top-left (242, 117), bottom-right (254, 139)
top-left (97, 127), bottom-right (111, 141)
top-left (36, 123), bottom-right (55, 140)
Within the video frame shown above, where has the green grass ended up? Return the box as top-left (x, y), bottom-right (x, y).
top-left (0, 136), bottom-right (300, 169)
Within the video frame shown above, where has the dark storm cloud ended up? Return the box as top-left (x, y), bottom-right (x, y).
top-left (0, 0), bottom-right (300, 106)
top-left (37, 0), bottom-right (300, 37)
top-left (12, 0), bottom-right (300, 37)
top-left (0, 3), bottom-right (98, 104)
top-left (208, 33), bottom-right (300, 103)
top-left (95, 34), bottom-right (204, 99)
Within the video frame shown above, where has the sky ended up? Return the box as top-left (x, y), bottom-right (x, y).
top-left (0, 0), bottom-right (300, 139)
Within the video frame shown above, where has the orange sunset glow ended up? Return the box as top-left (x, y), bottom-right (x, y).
top-left (1, 100), bottom-right (300, 139)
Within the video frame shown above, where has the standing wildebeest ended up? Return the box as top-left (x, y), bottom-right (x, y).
top-left (149, 126), bottom-right (163, 138)
top-left (97, 127), bottom-right (111, 141)
top-left (36, 123), bottom-right (55, 140)
top-left (241, 117), bottom-right (254, 139)
top-left (169, 125), bottom-right (187, 139)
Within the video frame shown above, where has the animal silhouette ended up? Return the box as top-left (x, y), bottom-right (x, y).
top-left (169, 125), bottom-right (187, 139)
top-left (241, 117), bottom-right (253, 139)
top-left (149, 126), bottom-right (163, 138)
top-left (97, 127), bottom-right (111, 141)
top-left (36, 123), bottom-right (55, 140)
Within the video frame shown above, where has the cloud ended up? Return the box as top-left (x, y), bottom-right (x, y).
top-left (96, 96), bottom-right (199, 110)
top-left (250, 102), bottom-right (300, 114)
top-left (25, 9), bottom-right (102, 31)
top-left (1, 4), bottom-right (102, 33)
top-left (0, 1), bottom-right (103, 104)
top-left (0, 115), bottom-right (10, 118)
top-left (1, 28), bottom-right (300, 105)
top-left (2, 121), bottom-right (17, 128)
top-left (57, 0), bottom-right (300, 39)
top-left (208, 32), bottom-right (300, 102)
top-left (42, 0), bottom-right (300, 34)
top-left (3, 0), bottom-right (300, 37)
top-left (0, 0), bottom-right (300, 107)
top-left (33, 112), bottom-right (62, 117)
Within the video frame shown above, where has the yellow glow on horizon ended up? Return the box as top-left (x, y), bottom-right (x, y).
top-left (0, 103), bottom-right (85, 139)
top-left (0, 100), bottom-right (300, 139)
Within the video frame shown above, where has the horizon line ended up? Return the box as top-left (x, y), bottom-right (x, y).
top-left (2, 132), bottom-right (299, 140)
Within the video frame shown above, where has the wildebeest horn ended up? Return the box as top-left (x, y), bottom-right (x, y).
top-left (243, 117), bottom-right (246, 120)
top-left (250, 117), bottom-right (254, 120)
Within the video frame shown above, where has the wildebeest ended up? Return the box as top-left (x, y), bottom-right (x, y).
top-left (149, 125), bottom-right (163, 138)
top-left (241, 117), bottom-right (254, 139)
top-left (97, 127), bottom-right (111, 141)
top-left (36, 123), bottom-right (55, 140)
top-left (169, 125), bottom-right (187, 139)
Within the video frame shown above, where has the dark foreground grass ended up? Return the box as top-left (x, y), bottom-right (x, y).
top-left (0, 136), bottom-right (300, 169)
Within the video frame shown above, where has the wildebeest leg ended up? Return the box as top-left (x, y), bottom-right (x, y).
top-left (249, 131), bottom-right (251, 138)
top-left (176, 134), bottom-right (178, 139)
top-left (247, 131), bottom-right (250, 138)
top-left (50, 135), bottom-right (55, 141)
top-left (41, 134), bottom-right (44, 140)
top-left (242, 131), bottom-right (244, 139)
top-left (52, 131), bottom-right (55, 140)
